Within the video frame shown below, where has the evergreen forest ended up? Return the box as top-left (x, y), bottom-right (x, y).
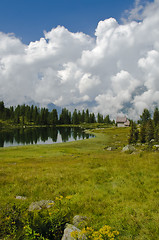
top-left (129, 107), bottom-right (159, 144)
top-left (0, 101), bottom-right (113, 126)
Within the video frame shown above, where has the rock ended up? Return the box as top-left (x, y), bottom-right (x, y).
top-left (153, 145), bottom-right (159, 150)
top-left (28, 200), bottom-right (54, 211)
top-left (61, 216), bottom-right (87, 240)
top-left (122, 145), bottom-right (136, 152)
top-left (136, 143), bottom-right (141, 146)
top-left (154, 145), bottom-right (159, 148)
top-left (61, 224), bottom-right (81, 240)
top-left (73, 215), bottom-right (87, 228)
top-left (15, 196), bottom-right (27, 200)
top-left (106, 146), bottom-right (117, 151)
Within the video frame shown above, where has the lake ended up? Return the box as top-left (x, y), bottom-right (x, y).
top-left (0, 127), bottom-right (94, 147)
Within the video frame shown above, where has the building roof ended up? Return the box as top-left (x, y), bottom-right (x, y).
top-left (116, 116), bottom-right (127, 123)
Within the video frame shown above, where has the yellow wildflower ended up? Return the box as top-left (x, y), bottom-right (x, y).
top-left (71, 230), bottom-right (79, 238)
top-left (56, 195), bottom-right (63, 201)
top-left (66, 195), bottom-right (73, 200)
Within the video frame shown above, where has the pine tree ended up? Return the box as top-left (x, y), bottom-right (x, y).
top-left (97, 113), bottom-right (103, 123)
top-left (59, 108), bottom-right (71, 124)
top-left (90, 113), bottom-right (96, 123)
top-left (51, 109), bottom-right (58, 125)
top-left (140, 108), bottom-right (151, 124)
top-left (145, 119), bottom-right (154, 143)
top-left (81, 110), bottom-right (85, 123)
top-left (0, 101), bottom-right (5, 119)
top-left (140, 123), bottom-right (146, 143)
top-left (153, 107), bottom-right (159, 126)
top-left (154, 125), bottom-right (159, 142)
top-left (72, 109), bottom-right (79, 124)
top-left (128, 121), bottom-right (139, 144)
top-left (85, 109), bottom-right (90, 123)
top-left (104, 115), bottom-right (111, 124)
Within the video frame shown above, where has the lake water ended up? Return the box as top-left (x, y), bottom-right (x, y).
top-left (0, 127), bottom-right (94, 147)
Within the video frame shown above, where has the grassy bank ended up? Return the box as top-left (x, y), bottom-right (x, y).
top-left (0, 127), bottom-right (159, 239)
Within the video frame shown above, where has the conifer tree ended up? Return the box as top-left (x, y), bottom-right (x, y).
top-left (50, 109), bottom-right (58, 125)
top-left (85, 109), bottom-right (90, 123)
top-left (140, 123), bottom-right (146, 143)
top-left (97, 113), bottom-right (103, 123)
top-left (72, 109), bottom-right (79, 124)
top-left (153, 107), bottom-right (159, 126)
top-left (154, 125), bottom-right (159, 142)
top-left (81, 110), bottom-right (85, 123)
top-left (140, 108), bottom-right (151, 124)
top-left (128, 121), bottom-right (139, 144)
top-left (104, 115), bottom-right (111, 124)
top-left (145, 119), bottom-right (154, 143)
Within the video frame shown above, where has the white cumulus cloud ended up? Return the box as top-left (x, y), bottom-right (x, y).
top-left (0, 0), bottom-right (159, 119)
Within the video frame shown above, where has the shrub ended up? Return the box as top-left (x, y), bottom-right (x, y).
top-left (0, 203), bottom-right (25, 239)
top-left (0, 196), bottom-right (73, 240)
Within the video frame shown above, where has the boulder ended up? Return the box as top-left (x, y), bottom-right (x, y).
top-left (153, 145), bottom-right (159, 150)
top-left (73, 215), bottom-right (87, 228)
top-left (106, 146), bottom-right (117, 151)
top-left (15, 196), bottom-right (27, 200)
top-left (122, 145), bottom-right (136, 152)
top-left (154, 145), bottom-right (159, 148)
top-left (28, 200), bottom-right (54, 211)
top-left (61, 224), bottom-right (81, 240)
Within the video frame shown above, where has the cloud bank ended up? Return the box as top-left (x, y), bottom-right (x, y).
top-left (0, 0), bottom-right (159, 119)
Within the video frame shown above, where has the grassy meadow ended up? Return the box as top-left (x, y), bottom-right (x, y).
top-left (0, 126), bottom-right (159, 239)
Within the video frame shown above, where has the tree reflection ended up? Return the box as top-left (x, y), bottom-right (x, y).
top-left (0, 127), bottom-right (94, 147)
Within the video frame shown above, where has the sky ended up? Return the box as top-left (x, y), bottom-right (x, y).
top-left (0, 0), bottom-right (158, 119)
top-left (0, 0), bottom-right (136, 44)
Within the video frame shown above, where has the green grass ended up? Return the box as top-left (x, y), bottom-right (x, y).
top-left (0, 127), bottom-right (159, 239)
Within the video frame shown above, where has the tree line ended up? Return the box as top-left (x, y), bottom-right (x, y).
top-left (129, 107), bottom-right (159, 144)
top-left (0, 101), bottom-right (113, 126)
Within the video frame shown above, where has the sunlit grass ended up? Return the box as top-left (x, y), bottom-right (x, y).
top-left (0, 127), bottom-right (159, 239)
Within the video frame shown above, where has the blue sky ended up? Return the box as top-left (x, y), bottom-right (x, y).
top-left (0, 0), bottom-right (136, 44)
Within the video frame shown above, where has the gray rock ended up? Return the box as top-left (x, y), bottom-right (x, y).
top-left (154, 145), bottom-right (159, 148)
top-left (28, 200), bottom-right (54, 211)
top-left (15, 196), bottom-right (27, 200)
top-left (61, 224), bottom-right (81, 240)
top-left (73, 215), bottom-right (87, 228)
top-left (107, 146), bottom-right (117, 151)
top-left (122, 145), bottom-right (136, 152)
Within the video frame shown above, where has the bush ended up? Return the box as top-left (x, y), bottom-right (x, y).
top-left (0, 203), bottom-right (25, 239)
top-left (0, 196), bottom-right (73, 240)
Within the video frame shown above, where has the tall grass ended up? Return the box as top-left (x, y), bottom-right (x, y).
top-left (0, 127), bottom-right (159, 239)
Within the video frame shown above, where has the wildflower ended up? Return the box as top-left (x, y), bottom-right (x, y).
top-left (56, 195), bottom-right (63, 201)
top-left (71, 230), bottom-right (79, 238)
top-left (113, 231), bottom-right (119, 235)
top-left (66, 195), bottom-right (73, 200)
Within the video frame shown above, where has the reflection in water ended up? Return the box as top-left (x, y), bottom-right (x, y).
top-left (0, 127), bottom-right (94, 147)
